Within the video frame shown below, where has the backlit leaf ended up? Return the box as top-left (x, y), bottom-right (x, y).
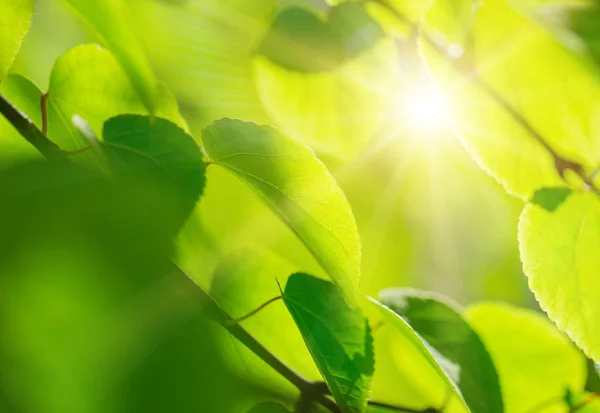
top-left (0, 0), bottom-right (33, 83)
top-left (519, 191), bottom-right (600, 361)
top-left (202, 119), bottom-right (361, 301)
top-left (379, 288), bottom-right (503, 413)
top-left (466, 303), bottom-right (586, 413)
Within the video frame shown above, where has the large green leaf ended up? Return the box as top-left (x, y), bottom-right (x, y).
top-left (422, 0), bottom-right (600, 199)
top-left (0, 75), bottom-right (43, 164)
top-left (0, 0), bottom-right (33, 83)
top-left (279, 273), bottom-right (373, 413)
top-left (370, 297), bottom-right (470, 412)
top-left (63, 0), bottom-right (160, 112)
top-left (202, 119), bottom-right (361, 301)
top-left (46, 44), bottom-right (186, 152)
top-left (466, 303), bottom-right (586, 413)
top-left (379, 289), bottom-right (503, 413)
top-left (519, 190), bottom-right (600, 361)
top-left (102, 114), bottom-right (206, 235)
top-left (210, 248), bottom-right (319, 395)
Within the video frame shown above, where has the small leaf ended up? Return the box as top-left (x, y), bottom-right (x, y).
top-left (103, 115), bottom-right (206, 234)
top-left (370, 297), bottom-right (470, 412)
top-left (530, 187), bottom-right (573, 212)
top-left (247, 402), bottom-right (292, 413)
top-left (519, 191), bottom-right (600, 361)
top-left (279, 273), bottom-right (374, 413)
top-left (467, 303), bottom-right (586, 413)
top-left (63, 0), bottom-right (161, 112)
top-left (46, 44), bottom-right (186, 152)
top-left (202, 119), bottom-right (361, 302)
top-left (379, 288), bottom-right (503, 413)
top-left (0, 0), bottom-right (33, 83)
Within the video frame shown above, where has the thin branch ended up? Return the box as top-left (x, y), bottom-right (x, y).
top-left (571, 393), bottom-right (600, 413)
top-left (0, 93), bottom-right (66, 161)
top-left (368, 400), bottom-right (439, 413)
top-left (40, 93), bottom-right (48, 136)
top-left (226, 296), bottom-right (282, 326)
top-left (371, 0), bottom-right (600, 193)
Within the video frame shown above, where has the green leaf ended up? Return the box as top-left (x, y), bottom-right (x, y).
top-left (46, 44), bottom-right (186, 151)
top-left (258, 3), bottom-right (382, 73)
top-left (63, 0), bottom-right (161, 112)
top-left (369, 297), bottom-right (470, 412)
top-left (466, 303), bottom-right (586, 413)
top-left (530, 187), bottom-right (573, 212)
top-left (519, 191), bottom-right (600, 361)
top-left (422, 0), bottom-right (600, 199)
top-left (247, 402), bottom-right (292, 413)
top-left (0, 74), bottom-right (43, 164)
top-left (0, 0), bottom-right (33, 83)
top-left (210, 248), bottom-right (319, 394)
top-left (202, 119), bottom-right (361, 301)
top-left (103, 114), bottom-right (206, 234)
top-left (379, 288), bottom-right (503, 413)
top-left (279, 273), bottom-right (373, 413)
top-left (259, 6), bottom-right (345, 73)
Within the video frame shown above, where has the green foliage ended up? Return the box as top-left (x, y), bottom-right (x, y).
top-left (467, 303), bottom-right (586, 413)
top-left (519, 191), bottom-right (600, 361)
top-left (63, 0), bottom-right (161, 112)
top-left (0, 0), bottom-right (33, 83)
top-left (280, 273), bottom-right (374, 413)
top-left (379, 288), bottom-right (503, 413)
top-left (102, 114), bottom-right (206, 234)
top-left (370, 297), bottom-right (470, 412)
top-left (5, 0), bottom-right (600, 412)
top-left (46, 44), bottom-right (186, 151)
top-left (202, 119), bottom-right (361, 301)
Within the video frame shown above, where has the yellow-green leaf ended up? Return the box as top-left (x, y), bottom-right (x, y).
top-left (519, 191), bottom-right (600, 361)
top-left (467, 303), bottom-right (586, 413)
top-left (0, 0), bottom-right (33, 83)
top-left (63, 0), bottom-right (160, 112)
top-left (202, 119), bottom-right (361, 301)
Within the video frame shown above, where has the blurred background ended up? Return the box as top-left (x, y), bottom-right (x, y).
top-left (0, 0), bottom-right (542, 412)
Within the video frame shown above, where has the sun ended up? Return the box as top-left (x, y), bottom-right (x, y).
top-left (408, 85), bottom-right (448, 129)
top-left (404, 83), bottom-right (449, 132)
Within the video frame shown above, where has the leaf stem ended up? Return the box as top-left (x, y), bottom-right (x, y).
top-left (571, 392), bottom-right (600, 412)
top-left (371, 0), bottom-right (600, 194)
top-left (368, 400), bottom-right (440, 413)
top-left (0, 93), bottom-right (66, 161)
top-left (226, 296), bottom-right (282, 326)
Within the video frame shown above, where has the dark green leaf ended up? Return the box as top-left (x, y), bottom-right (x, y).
top-left (530, 187), bottom-right (573, 212)
top-left (379, 288), bottom-right (503, 413)
top-left (103, 115), bottom-right (206, 234)
top-left (328, 3), bottom-right (384, 60)
top-left (279, 273), bottom-right (374, 413)
top-left (586, 357), bottom-right (600, 392)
